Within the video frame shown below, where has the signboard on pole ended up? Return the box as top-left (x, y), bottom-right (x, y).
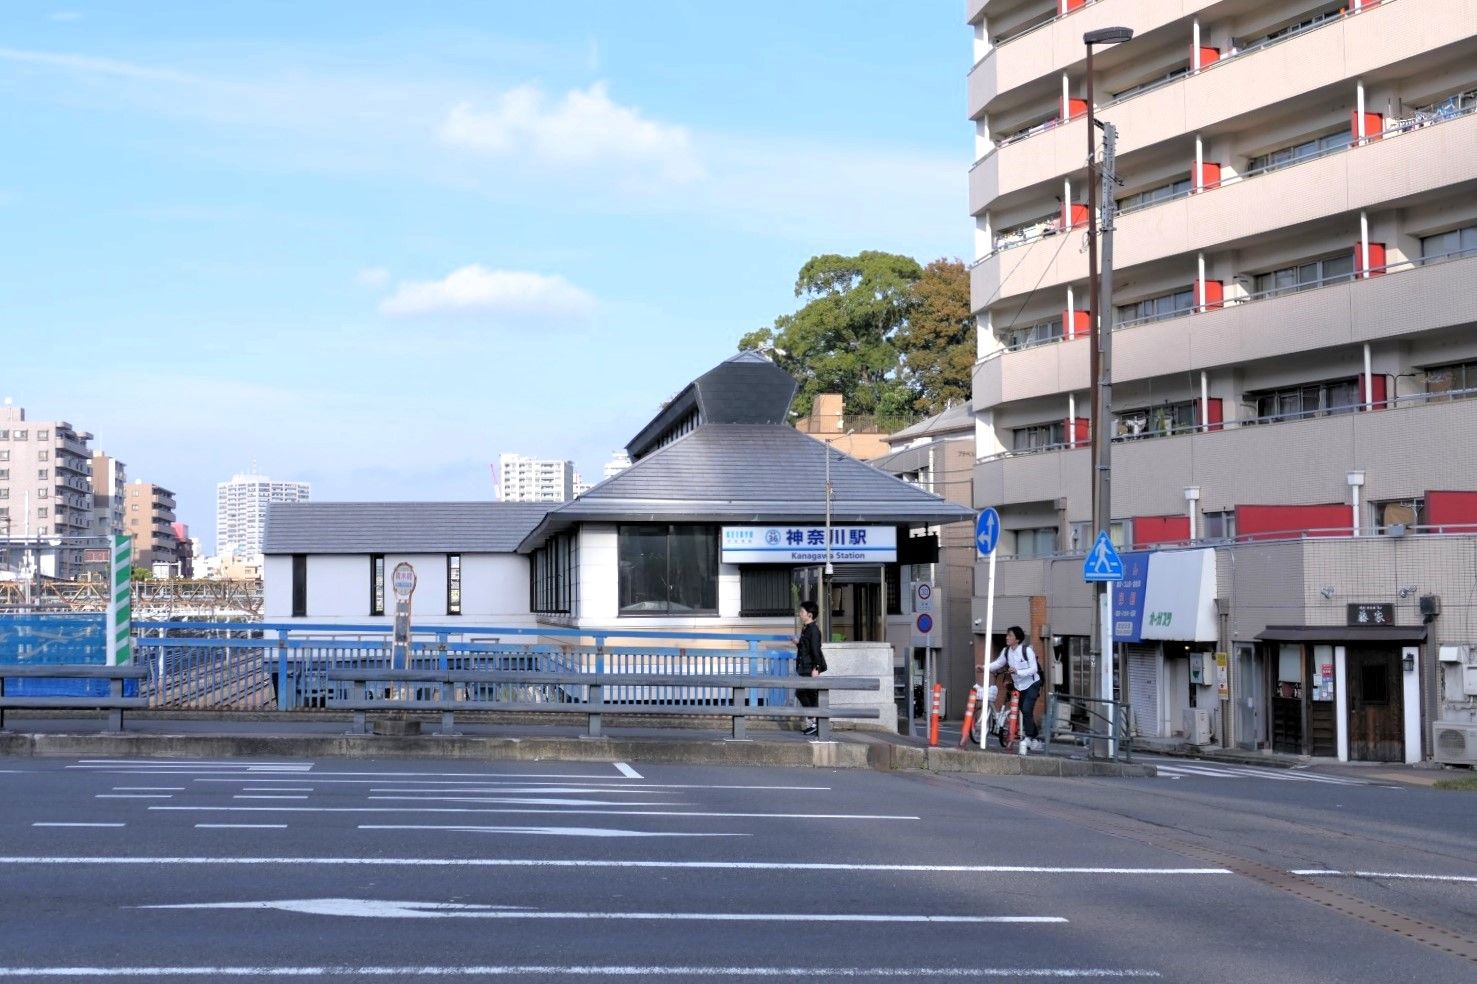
top-left (910, 582), bottom-right (935, 648)
top-left (975, 508), bottom-right (1000, 557)
top-left (1083, 531), bottom-right (1125, 582)
top-left (391, 562), bottom-right (416, 671)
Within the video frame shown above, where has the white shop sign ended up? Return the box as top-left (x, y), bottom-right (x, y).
top-left (720, 526), bottom-right (897, 564)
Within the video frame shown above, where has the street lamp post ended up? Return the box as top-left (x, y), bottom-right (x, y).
top-left (1083, 26), bottom-right (1134, 741)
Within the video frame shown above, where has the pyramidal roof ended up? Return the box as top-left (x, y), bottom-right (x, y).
top-left (625, 351), bottom-right (798, 460)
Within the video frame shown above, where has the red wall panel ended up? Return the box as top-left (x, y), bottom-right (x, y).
top-left (1236, 504), bottom-right (1351, 542)
top-left (1132, 515), bottom-right (1190, 548)
top-left (1427, 491), bottom-right (1477, 532)
top-left (1062, 309), bottom-right (1091, 339)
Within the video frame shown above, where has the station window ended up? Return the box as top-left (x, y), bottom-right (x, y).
top-left (617, 525), bottom-right (717, 616)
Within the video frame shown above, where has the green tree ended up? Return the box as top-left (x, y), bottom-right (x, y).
top-left (896, 258), bottom-right (974, 415)
top-left (739, 251), bottom-right (922, 417)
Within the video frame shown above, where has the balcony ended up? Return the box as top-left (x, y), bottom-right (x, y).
top-left (971, 0), bottom-right (1437, 208)
top-left (969, 0), bottom-right (1218, 118)
top-left (971, 103), bottom-right (1477, 304)
top-left (976, 384), bottom-right (1477, 516)
top-left (974, 333), bottom-right (1090, 408)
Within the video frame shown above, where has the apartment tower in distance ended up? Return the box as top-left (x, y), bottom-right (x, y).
top-left (967, 0), bottom-right (1477, 764)
top-left (216, 472), bottom-right (311, 559)
top-left (496, 453), bottom-right (578, 503)
top-left (0, 400), bottom-right (95, 579)
top-left (123, 480), bottom-right (179, 568)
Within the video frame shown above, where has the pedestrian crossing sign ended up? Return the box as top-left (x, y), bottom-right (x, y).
top-left (1083, 531), bottom-right (1125, 582)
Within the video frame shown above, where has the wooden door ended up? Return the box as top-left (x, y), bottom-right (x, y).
top-left (1347, 647), bottom-right (1403, 762)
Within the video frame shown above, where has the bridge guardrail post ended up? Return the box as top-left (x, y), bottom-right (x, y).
top-left (276, 632), bottom-right (289, 712)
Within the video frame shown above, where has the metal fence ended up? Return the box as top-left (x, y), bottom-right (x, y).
top-left (130, 621), bottom-right (797, 713)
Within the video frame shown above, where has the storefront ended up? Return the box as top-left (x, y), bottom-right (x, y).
top-left (1256, 618), bottom-right (1425, 762)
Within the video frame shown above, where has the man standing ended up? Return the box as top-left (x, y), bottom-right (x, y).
top-left (795, 600), bottom-right (827, 736)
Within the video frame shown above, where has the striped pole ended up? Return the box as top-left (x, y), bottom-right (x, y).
top-left (105, 535), bottom-right (132, 665)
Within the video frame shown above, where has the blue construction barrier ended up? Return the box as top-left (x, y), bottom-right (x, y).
top-left (0, 613), bottom-right (136, 696)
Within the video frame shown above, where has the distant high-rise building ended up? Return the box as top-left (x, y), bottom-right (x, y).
top-left (124, 480), bottom-right (179, 568)
top-left (216, 473), bottom-right (311, 559)
top-left (89, 451), bottom-right (127, 539)
top-left (0, 400), bottom-right (95, 579)
top-left (496, 453), bottom-right (575, 503)
top-left (602, 450), bottom-right (632, 480)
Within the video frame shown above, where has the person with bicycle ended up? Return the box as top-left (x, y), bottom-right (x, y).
top-left (986, 625), bottom-right (1044, 752)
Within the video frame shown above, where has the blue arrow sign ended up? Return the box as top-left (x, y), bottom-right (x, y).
top-left (1083, 531), bottom-right (1125, 582)
top-left (975, 508), bottom-right (1001, 557)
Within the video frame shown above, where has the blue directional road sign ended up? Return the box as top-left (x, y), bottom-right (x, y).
top-left (975, 508), bottom-right (1001, 557)
top-left (1083, 531), bottom-right (1125, 582)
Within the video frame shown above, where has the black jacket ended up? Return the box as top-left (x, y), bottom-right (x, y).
top-left (796, 622), bottom-right (827, 676)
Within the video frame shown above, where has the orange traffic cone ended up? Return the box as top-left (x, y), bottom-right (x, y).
top-left (928, 683), bottom-right (942, 747)
top-left (957, 686), bottom-right (978, 748)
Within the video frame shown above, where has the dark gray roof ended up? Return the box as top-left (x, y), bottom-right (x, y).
top-left (520, 423), bottom-right (975, 551)
top-left (887, 400), bottom-right (974, 445)
top-left (626, 352), bottom-right (797, 459)
top-left (263, 501), bottom-right (552, 555)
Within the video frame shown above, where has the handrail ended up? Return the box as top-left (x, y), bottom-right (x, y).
top-left (138, 619), bottom-right (793, 645)
top-left (979, 528), bottom-right (1477, 562)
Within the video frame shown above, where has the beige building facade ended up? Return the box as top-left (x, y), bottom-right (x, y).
top-left (124, 480), bottom-right (180, 569)
top-left (967, 0), bottom-right (1477, 763)
top-left (0, 402), bottom-right (95, 580)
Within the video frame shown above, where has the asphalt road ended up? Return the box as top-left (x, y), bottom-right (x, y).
top-left (0, 754), bottom-right (1474, 982)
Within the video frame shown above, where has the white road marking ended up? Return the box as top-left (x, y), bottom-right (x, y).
top-left (149, 806), bottom-right (917, 820)
top-left (139, 898), bottom-right (1064, 924)
top-left (195, 778), bottom-right (827, 791)
top-left (613, 763), bottom-right (642, 779)
top-left (1292, 870), bottom-right (1477, 884)
top-left (31, 823), bottom-right (126, 828)
top-left (74, 760), bottom-right (305, 767)
top-left (366, 796), bottom-right (688, 807)
top-left (0, 856), bottom-right (1230, 875)
top-left (1145, 759), bottom-right (1369, 785)
top-left (358, 825), bottom-right (744, 839)
top-left (366, 788), bottom-right (672, 796)
top-left (0, 966), bottom-right (1162, 977)
top-left (195, 825), bottom-right (289, 830)
top-left (242, 788), bottom-right (313, 793)
top-left (111, 787), bottom-right (184, 792)
top-left (233, 795), bottom-right (309, 800)
top-left (94, 794), bottom-right (172, 799)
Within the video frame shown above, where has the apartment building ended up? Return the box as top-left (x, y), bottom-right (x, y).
top-left (89, 451), bottom-right (127, 539)
top-left (967, 0), bottom-right (1477, 763)
top-left (124, 480), bottom-right (180, 568)
top-left (496, 453), bottom-right (577, 503)
top-left (0, 401), bottom-right (96, 579)
top-left (216, 473), bottom-right (311, 559)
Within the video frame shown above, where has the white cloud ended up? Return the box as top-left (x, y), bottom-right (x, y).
top-left (355, 266), bottom-right (390, 287)
top-left (49, 11), bottom-right (83, 22)
top-left (438, 82), bottom-right (703, 184)
top-left (0, 46), bottom-right (187, 82)
top-left (379, 264), bottom-right (596, 324)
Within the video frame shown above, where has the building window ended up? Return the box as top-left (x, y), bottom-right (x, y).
top-left (1115, 399), bottom-right (1198, 439)
top-left (1252, 252), bottom-right (1354, 298)
top-left (617, 524), bottom-right (718, 616)
top-left (447, 554), bottom-right (462, 616)
top-left (1012, 527), bottom-right (1057, 559)
top-left (1000, 316), bottom-right (1063, 352)
top-left (1202, 511), bottom-right (1236, 542)
top-left (13, 431), bottom-right (25, 441)
top-left (37, 469), bottom-right (48, 480)
top-left (0, 450), bottom-right (7, 461)
top-left (0, 431), bottom-right (7, 440)
top-left (1117, 287), bottom-right (1195, 326)
top-left (291, 554), bottom-right (307, 617)
top-left (36, 429), bottom-right (48, 441)
top-left (1012, 421), bottom-right (1065, 452)
top-left (1247, 129), bottom-right (1351, 175)
top-left (1110, 64), bottom-right (1190, 102)
top-left (1375, 499), bottom-right (1424, 534)
top-left (0, 470), bottom-right (6, 481)
top-left (0, 489), bottom-right (7, 500)
top-left (37, 450), bottom-right (49, 462)
top-left (369, 554), bottom-right (385, 616)
top-left (1424, 360), bottom-right (1477, 401)
top-left (36, 488), bottom-right (47, 499)
top-left (739, 566), bottom-right (795, 617)
top-left (37, 507), bottom-right (48, 519)
top-left (531, 533), bottom-right (578, 614)
top-left (1118, 176), bottom-right (1191, 212)
top-left (1420, 225), bottom-right (1477, 263)
top-left (1249, 377), bottom-right (1361, 423)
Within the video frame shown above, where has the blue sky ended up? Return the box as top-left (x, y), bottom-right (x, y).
top-left (1, 2), bottom-right (968, 549)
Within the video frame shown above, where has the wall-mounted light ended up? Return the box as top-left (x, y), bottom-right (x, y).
top-left (1398, 585), bottom-right (1418, 599)
top-left (1402, 653), bottom-right (1415, 672)
top-left (1320, 586), bottom-right (1336, 599)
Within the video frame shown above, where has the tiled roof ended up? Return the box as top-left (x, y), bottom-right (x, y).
top-left (263, 501), bottom-right (552, 554)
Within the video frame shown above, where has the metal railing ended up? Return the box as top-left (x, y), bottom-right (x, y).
top-left (1043, 692), bottom-right (1132, 761)
top-left (130, 621), bottom-right (797, 713)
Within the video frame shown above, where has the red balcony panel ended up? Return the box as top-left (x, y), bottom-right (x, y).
top-left (1355, 242), bottom-right (1387, 277)
top-left (1196, 279), bottom-right (1224, 311)
top-left (1351, 111), bottom-right (1384, 142)
top-left (1062, 309), bottom-right (1091, 339)
top-left (1193, 161), bottom-right (1222, 191)
top-left (1065, 417), bottom-right (1090, 448)
top-left (1236, 504), bottom-right (1351, 542)
top-left (1427, 491), bottom-right (1477, 533)
top-left (1193, 46), bottom-right (1221, 71)
top-left (1133, 514), bottom-right (1190, 548)
top-left (1062, 0), bottom-right (1087, 13)
top-left (1063, 98), bottom-right (1088, 122)
top-left (1194, 397), bottom-right (1224, 431)
top-left (1064, 202), bottom-right (1090, 228)
top-left (1362, 374), bottom-right (1388, 410)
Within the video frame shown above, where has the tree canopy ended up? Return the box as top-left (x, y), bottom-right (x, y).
top-left (739, 251), bottom-right (974, 420)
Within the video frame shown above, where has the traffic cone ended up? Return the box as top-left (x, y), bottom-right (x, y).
top-left (958, 686), bottom-right (978, 748)
top-left (928, 683), bottom-right (942, 747)
top-left (1007, 688), bottom-right (1021, 752)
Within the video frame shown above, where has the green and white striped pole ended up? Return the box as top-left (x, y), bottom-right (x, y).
top-left (106, 534), bottom-right (132, 665)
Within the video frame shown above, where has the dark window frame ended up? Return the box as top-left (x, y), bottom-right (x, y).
top-left (739, 566), bottom-right (795, 617)
top-left (291, 554), bottom-right (307, 617)
top-left (617, 524), bottom-right (719, 617)
top-left (446, 554), bottom-right (462, 616)
top-left (369, 554), bottom-right (385, 617)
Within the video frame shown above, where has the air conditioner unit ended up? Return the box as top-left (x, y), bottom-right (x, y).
top-left (1434, 721), bottom-right (1477, 766)
top-left (1182, 707), bottom-right (1212, 745)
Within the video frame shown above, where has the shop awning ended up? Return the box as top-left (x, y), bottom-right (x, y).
top-left (1255, 625), bottom-right (1427, 642)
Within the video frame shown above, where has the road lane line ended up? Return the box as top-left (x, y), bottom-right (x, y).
top-left (366, 788), bottom-right (672, 796)
top-left (613, 763), bottom-right (642, 779)
top-left (94, 794), bottom-right (172, 799)
top-left (242, 788), bottom-right (313, 793)
top-left (0, 966), bottom-right (1162, 977)
top-left (147, 806), bottom-right (918, 820)
top-left (195, 778), bottom-right (828, 791)
top-left (1291, 870), bottom-right (1477, 884)
top-left (0, 856), bottom-right (1230, 874)
top-left (195, 825), bottom-right (289, 830)
top-left (358, 825), bottom-right (744, 839)
top-left (31, 823), bottom-right (126, 828)
top-left (233, 795), bottom-right (309, 800)
top-left (366, 796), bottom-right (688, 807)
top-left (111, 787), bottom-right (184, 792)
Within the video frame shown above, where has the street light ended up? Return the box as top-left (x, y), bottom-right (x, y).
top-left (1084, 25), bottom-right (1134, 731)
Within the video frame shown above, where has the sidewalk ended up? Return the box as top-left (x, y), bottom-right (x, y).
top-left (0, 710), bottom-right (1156, 778)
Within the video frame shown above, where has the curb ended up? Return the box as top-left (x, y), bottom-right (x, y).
top-left (0, 731), bottom-right (1155, 777)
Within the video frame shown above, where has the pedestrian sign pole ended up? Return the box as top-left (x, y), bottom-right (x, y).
top-left (976, 508), bottom-right (1001, 727)
top-left (1083, 531), bottom-right (1125, 758)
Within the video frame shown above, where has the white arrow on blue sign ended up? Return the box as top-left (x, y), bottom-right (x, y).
top-left (1083, 531), bottom-right (1125, 582)
top-left (975, 508), bottom-right (1001, 557)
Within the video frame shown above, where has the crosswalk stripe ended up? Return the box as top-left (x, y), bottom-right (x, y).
top-left (1147, 760), bottom-right (1367, 785)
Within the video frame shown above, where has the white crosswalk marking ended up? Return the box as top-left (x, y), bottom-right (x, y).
top-left (1146, 759), bottom-right (1370, 785)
